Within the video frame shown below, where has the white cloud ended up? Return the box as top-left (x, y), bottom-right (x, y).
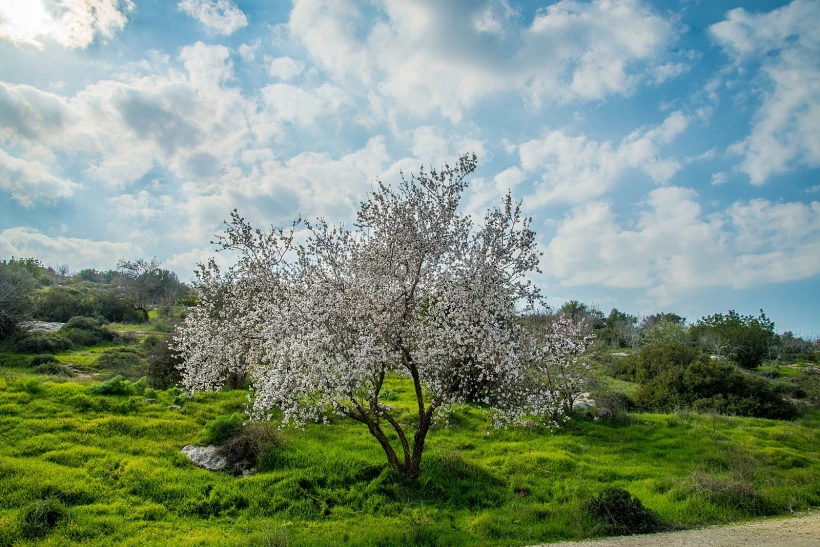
top-left (542, 188), bottom-right (820, 305)
top-left (0, 0), bottom-right (133, 49)
top-left (711, 0), bottom-right (820, 184)
top-left (266, 56), bottom-right (305, 81)
top-left (518, 111), bottom-right (688, 206)
top-left (0, 227), bottom-right (139, 270)
top-left (238, 39), bottom-right (260, 62)
top-left (289, 0), bottom-right (679, 121)
top-left (0, 149), bottom-right (78, 206)
top-left (711, 172), bottom-right (728, 186)
top-left (178, 0), bottom-right (248, 35)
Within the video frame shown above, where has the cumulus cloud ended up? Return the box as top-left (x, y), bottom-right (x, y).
top-left (542, 188), bottom-right (820, 304)
top-left (0, 43), bottom-right (352, 190)
top-left (289, 0), bottom-right (679, 121)
top-left (0, 0), bottom-right (133, 49)
top-left (266, 56), bottom-right (305, 81)
top-left (0, 149), bottom-right (78, 206)
top-left (178, 0), bottom-right (248, 35)
top-left (0, 227), bottom-right (139, 270)
top-left (518, 111), bottom-right (688, 206)
top-left (711, 0), bottom-right (820, 184)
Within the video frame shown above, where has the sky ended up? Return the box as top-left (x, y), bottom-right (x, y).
top-left (0, 0), bottom-right (819, 334)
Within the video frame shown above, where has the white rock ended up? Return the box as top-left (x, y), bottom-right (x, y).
top-left (181, 445), bottom-right (228, 471)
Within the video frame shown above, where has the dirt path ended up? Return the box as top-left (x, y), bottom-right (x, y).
top-left (536, 512), bottom-right (820, 546)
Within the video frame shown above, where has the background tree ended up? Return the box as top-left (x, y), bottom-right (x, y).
top-left (114, 259), bottom-right (183, 321)
top-left (691, 310), bottom-right (777, 369)
top-left (177, 154), bottom-right (578, 480)
top-left (0, 261), bottom-right (36, 337)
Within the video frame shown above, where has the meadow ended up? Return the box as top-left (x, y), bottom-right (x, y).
top-left (1, 338), bottom-right (818, 546)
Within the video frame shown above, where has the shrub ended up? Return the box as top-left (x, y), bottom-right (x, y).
top-left (95, 348), bottom-right (146, 379)
top-left (691, 310), bottom-right (777, 369)
top-left (29, 354), bottom-right (59, 367)
top-left (218, 422), bottom-right (285, 471)
top-left (33, 362), bottom-right (74, 376)
top-left (201, 413), bottom-right (245, 445)
top-left (143, 335), bottom-right (182, 389)
top-left (585, 487), bottom-right (667, 536)
top-left (612, 341), bottom-right (701, 383)
top-left (19, 499), bottom-right (69, 539)
top-left (89, 375), bottom-right (133, 395)
top-left (634, 358), bottom-right (798, 420)
top-left (60, 316), bottom-right (119, 347)
top-left (13, 333), bottom-right (72, 354)
top-left (34, 288), bottom-right (95, 322)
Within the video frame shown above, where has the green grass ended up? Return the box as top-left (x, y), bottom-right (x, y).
top-left (0, 364), bottom-right (817, 546)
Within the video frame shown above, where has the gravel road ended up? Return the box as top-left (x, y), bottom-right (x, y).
top-left (535, 512), bottom-right (820, 546)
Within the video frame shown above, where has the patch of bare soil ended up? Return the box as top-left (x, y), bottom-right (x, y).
top-left (535, 511), bottom-right (820, 547)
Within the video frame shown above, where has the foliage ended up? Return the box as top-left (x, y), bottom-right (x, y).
top-left (114, 258), bottom-right (185, 322)
top-left (19, 498), bottom-right (69, 539)
top-left (527, 314), bottom-right (595, 421)
top-left (29, 354), bottom-right (59, 367)
top-left (33, 287), bottom-right (96, 322)
top-left (95, 348), bottom-right (146, 379)
top-left (691, 310), bottom-right (777, 369)
top-left (143, 335), bottom-right (183, 389)
top-left (217, 422), bottom-right (286, 471)
top-left (0, 261), bottom-right (36, 337)
top-left (611, 341), bottom-right (701, 383)
top-left (597, 308), bottom-right (640, 349)
top-left (13, 332), bottom-right (73, 354)
top-left (558, 301), bottom-right (605, 330)
top-left (585, 487), bottom-right (667, 536)
top-left (201, 413), bottom-right (245, 445)
top-left (89, 375), bottom-right (133, 395)
top-left (60, 316), bottom-right (119, 346)
top-left (176, 155), bottom-right (570, 480)
top-left (634, 357), bottom-right (798, 419)
top-left (778, 332), bottom-right (818, 363)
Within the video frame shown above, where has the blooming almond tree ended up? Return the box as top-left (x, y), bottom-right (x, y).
top-left (176, 154), bottom-right (584, 480)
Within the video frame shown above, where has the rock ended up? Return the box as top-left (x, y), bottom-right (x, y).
top-left (181, 445), bottom-right (228, 471)
top-left (19, 321), bottom-right (65, 333)
top-left (575, 392), bottom-right (597, 410)
top-left (594, 407), bottom-right (613, 421)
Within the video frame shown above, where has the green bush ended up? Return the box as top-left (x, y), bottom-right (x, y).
top-left (89, 375), bottom-right (133, 395)
top-left (19, 499), bottom-right (69, 539)
top-left (33, 362), bottom-right (74, 376)
top-left (218, 422), bottom-right (285, 471)
top-left (611, 341), bottom-right (701, 383)
top-left (143, 335), bottom-right (182, 389)
top-left (201, 413), bottom-right (245, 445)
top-left (585, 487), bottom-right (667, 536)
top-left (634, 358), bottom-right (798, 420)
top-left (95, 348), bottom-right (146, 379)
top-left (34, 288), bottom-right (95, 322)
top-left (29, 354), bottom-right (59, 367)
top-left (691, 310), bottom-right (777, 369)
top-left (13, 333), bottom-right (72, 354)
top-left (60, 316), bottom-right (119, 347)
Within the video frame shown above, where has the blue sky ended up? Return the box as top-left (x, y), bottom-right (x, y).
top-left (1, 0), bottom-right (819, 334)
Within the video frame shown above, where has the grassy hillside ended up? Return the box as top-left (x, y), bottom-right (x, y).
top-left (0, 352), bottom-right (818, 546)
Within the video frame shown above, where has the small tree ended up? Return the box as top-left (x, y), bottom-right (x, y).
top-left (0, 262), bottom-right (36, 337)
top-left (176, 155), bottom-right (576, 480)
top-left (691, 310), bottom-right (777, 369)
top-left (113, 259), bottom-right (182, 322)
top-left (530, 314), bottom-right (595, 421)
